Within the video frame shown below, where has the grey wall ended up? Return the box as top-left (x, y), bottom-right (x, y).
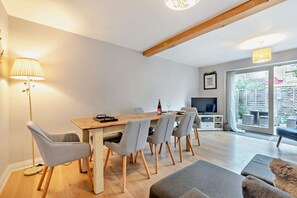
top-left (198, 48), bottom-right (297, 122)
top-left (8, 17), bottom-right (199, 164)
top-left (0, 1), bottom-right (9, 177)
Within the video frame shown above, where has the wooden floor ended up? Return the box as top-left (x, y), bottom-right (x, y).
top-left (1, 132), bottom-right (297, 198)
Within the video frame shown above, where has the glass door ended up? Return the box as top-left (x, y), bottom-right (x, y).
top-left (235, 69), bottom-right (273, 134)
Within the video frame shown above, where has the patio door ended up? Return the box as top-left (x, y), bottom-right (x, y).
top-left (235, 68), bottom-right (274, 135)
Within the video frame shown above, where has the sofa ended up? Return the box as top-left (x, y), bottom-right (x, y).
top-left (150, 155), bottom-right (294, 198)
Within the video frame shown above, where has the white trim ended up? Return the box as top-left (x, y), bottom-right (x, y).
top-left (0, 158), bottom-right (43, 193)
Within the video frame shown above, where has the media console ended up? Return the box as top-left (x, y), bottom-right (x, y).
top-left (198, 114), bottom-right (223, 131)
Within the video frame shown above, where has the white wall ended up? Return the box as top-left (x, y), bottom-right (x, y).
top-left (0, 1), bottom-right (9, 178)
top-left (8, 17), bottom-right (199, 164)
top-left (198, 48), bottom-right (297, 122)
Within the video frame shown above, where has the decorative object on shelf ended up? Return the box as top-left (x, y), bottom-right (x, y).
top-left (253, 47), bottom-right (272, 64)
top-left (10, 57), bottom-right (45, 176)
top-left (204, 71), bottom-right (217, 90)
top-left (165, 0), bottom-right (200, 10)
top-left (0, 29), bottom-right (4, 63)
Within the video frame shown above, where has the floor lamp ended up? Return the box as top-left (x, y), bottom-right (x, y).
top-left (10, 57), bottom-right (45, 176)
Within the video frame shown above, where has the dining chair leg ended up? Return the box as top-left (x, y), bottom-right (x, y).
top-left (90, 148), bottom-right (94, 162)
top-left (195, 128), bottom-right (201, 146)
top-left (85, 158), bottom-right (94, 191)
top-left (134, 151), bottom-right (138, 163)
top-left (174, 137), bottom-right (177, 148)
top-left (42, 167), bottom-right (54, 198)
top-left (37, 166), bottom-right (48, 190)
top-left (186, 136), bottom-right (195, 156)
top-left (104, 149), bottom-right (111, 171)
top-left (140, 150), bottom-right (151, 179)
top-left (158, 143), bottom-right (163, 154)
top-left (149, 143), bottom-right (153, 155)
top-left (166, 141), bottom-right (175, 165)
top-left (155, 144), bottom-right (158, 174)
top-left (78, 159), bottom-right (82, 173)
top-left (130, 153), bottom-right (134, 164)
top-left (178, 137), bottom-right (182, 162)
top-left (122, 155), bottom-right (127, 193)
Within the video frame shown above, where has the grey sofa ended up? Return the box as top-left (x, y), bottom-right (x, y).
top-left (150, 156), bottom-right (293, 198)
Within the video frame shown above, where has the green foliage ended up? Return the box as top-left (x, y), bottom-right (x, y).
top-left (238, 104), bottom-right (248, 118)
top-left (293, 69), bottom-right (297, 78)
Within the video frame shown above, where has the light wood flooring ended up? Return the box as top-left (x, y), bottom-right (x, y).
top-left (1, 132), bottom-right (297, 198)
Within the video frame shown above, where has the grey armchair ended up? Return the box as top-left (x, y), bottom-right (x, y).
top-left (26, 121), bottom-right (93, 198)
top-left (181, 107), bottom-right (201, 146)
top-left (146, 114), bottom-right (176, 173)
top-left (104, 118), bottom-right (151, 192)
top-left (172, 112), bottom-right (196, 162)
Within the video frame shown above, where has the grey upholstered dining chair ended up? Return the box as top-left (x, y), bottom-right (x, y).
top-left (146, 114), bottom-right (176, 174)
top-left (134, 107), bottom-right (145, 114)
top-left (104, 118), bottom-right (151, 193)
top-left (181, 107), bottom-right (201, 146)
top-left (172, 112), bottom-right (196, 162)
top-left (26, 121), bottom-right (93, 198)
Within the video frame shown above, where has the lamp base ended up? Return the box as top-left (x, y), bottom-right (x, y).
top-left (24, 166), bottom-right (43, 176)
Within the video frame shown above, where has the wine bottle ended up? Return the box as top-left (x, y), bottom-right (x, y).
top-left (157, 99), bottom-right (162, 115)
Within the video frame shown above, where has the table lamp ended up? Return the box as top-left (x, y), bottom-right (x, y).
top-left (10, 57), bottom-right (45, 176)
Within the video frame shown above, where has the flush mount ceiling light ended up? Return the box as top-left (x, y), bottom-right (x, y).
top-left (239, 33), bottom-right (286, 50)
top-left (165, 0), bottom-right (200, 10)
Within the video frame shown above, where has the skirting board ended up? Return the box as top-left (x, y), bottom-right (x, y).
top-left (0, 157), bottom-right (43, 193)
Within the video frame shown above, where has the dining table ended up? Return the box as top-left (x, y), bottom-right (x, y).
top-left (72, 112), bottom-right (187, 194)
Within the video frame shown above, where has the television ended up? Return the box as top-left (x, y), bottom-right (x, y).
top-left (191, 97), bottom-right (217, 114)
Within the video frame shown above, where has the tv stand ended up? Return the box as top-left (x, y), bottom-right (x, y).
top-left (198, 114), bottom-right (223, 131)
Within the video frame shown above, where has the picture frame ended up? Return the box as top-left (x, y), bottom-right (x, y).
top-left (204, 72), bottom-right (217, 90)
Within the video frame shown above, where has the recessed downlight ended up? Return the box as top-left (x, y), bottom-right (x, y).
top-left (239, 34), bottom-right (286, 50)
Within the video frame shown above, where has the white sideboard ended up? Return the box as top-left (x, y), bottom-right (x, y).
top-left (198, 115), bottom-right (223, 131)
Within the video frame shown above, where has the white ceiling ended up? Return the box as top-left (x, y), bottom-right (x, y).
top-left (2, 0), bottom-right (297, 67)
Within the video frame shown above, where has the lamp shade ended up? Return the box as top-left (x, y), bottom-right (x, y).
top-left (252, 48), bottom-right (272, 64)
top-left (165, 0), bottom-right (200, 10)
top-left (10, 58), bottom-right (45, 80)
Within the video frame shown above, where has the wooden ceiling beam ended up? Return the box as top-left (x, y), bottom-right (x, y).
top-left (143, 0), bottom-right (285, 57)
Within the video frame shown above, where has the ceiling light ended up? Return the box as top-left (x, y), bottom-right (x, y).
top-left (239, 34), bottom-right (286, 50)
top-left (252, 48), bottom-right (272, 64)
top-left (165, 0), bottom-right (200, 10)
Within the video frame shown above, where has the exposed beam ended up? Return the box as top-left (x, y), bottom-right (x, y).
top-left (143, 0), bottom-right (285, 57)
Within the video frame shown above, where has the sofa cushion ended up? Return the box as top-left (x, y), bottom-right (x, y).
top-left (241, 154), bottom-right (275, 185)
top-left (179, 188), bottom-right (209, 198)
top-left (150, 160), bottom-right (244, 198)
top-left (242, 175), bottom-right (293, 198)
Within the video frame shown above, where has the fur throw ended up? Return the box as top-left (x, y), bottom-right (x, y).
top-left (270, 159), bottom-right (297, 197)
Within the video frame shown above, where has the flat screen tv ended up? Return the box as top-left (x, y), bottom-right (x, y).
top-left (191, 97), bottom-right (217, 114)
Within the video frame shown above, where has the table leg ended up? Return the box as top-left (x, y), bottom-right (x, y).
top-left (81, 129), bottom-right (90, 172)
top-left (91, 129), bottom-right (104, 194)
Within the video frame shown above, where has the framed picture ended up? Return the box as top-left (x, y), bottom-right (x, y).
top-left (204, 72), bottom-right (217, 90)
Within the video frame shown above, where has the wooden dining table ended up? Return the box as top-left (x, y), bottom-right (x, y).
top-left (72, 112), bottom-right (186, 194)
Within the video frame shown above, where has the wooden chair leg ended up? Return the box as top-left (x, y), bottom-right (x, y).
top-left (193, 128), bottom-right (198, 139)
top-left (149, 143), bottom-right (153, 155)
top-left (166, 141), bottom-right (175, 165)
top-left (134, 151), bottom-right (138, 163)
top-left (42, 167), bottom-right (54, 198)
top-left (174, 137), bottom-right (177, 148)
top-left (158, 143), bottom-right (163, 154)
top-left (155, 144), bottom-right (158, 174)
top-left (140, 150), bottom-right (151, 179)
top-left (130, 153), bottom-right (134, 163)
top-left (194, 128), bottom-right (201, 146)
top-left (78, 159), bottom-right (82, 173)
top-left (85, 158), bottom-right (94, 191)
top-left (178, 137), bottom-right (182, 162)
top-left (37, 166), bottom-right (48, 190)
top-left (104, 149), bottom-right (111, 171)
top-left (90, 148), bottom-right (94, 162)
top-left (186, 136), bottom-right (195, 156)
top-left (122, 155), bottom-right (127, 193)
